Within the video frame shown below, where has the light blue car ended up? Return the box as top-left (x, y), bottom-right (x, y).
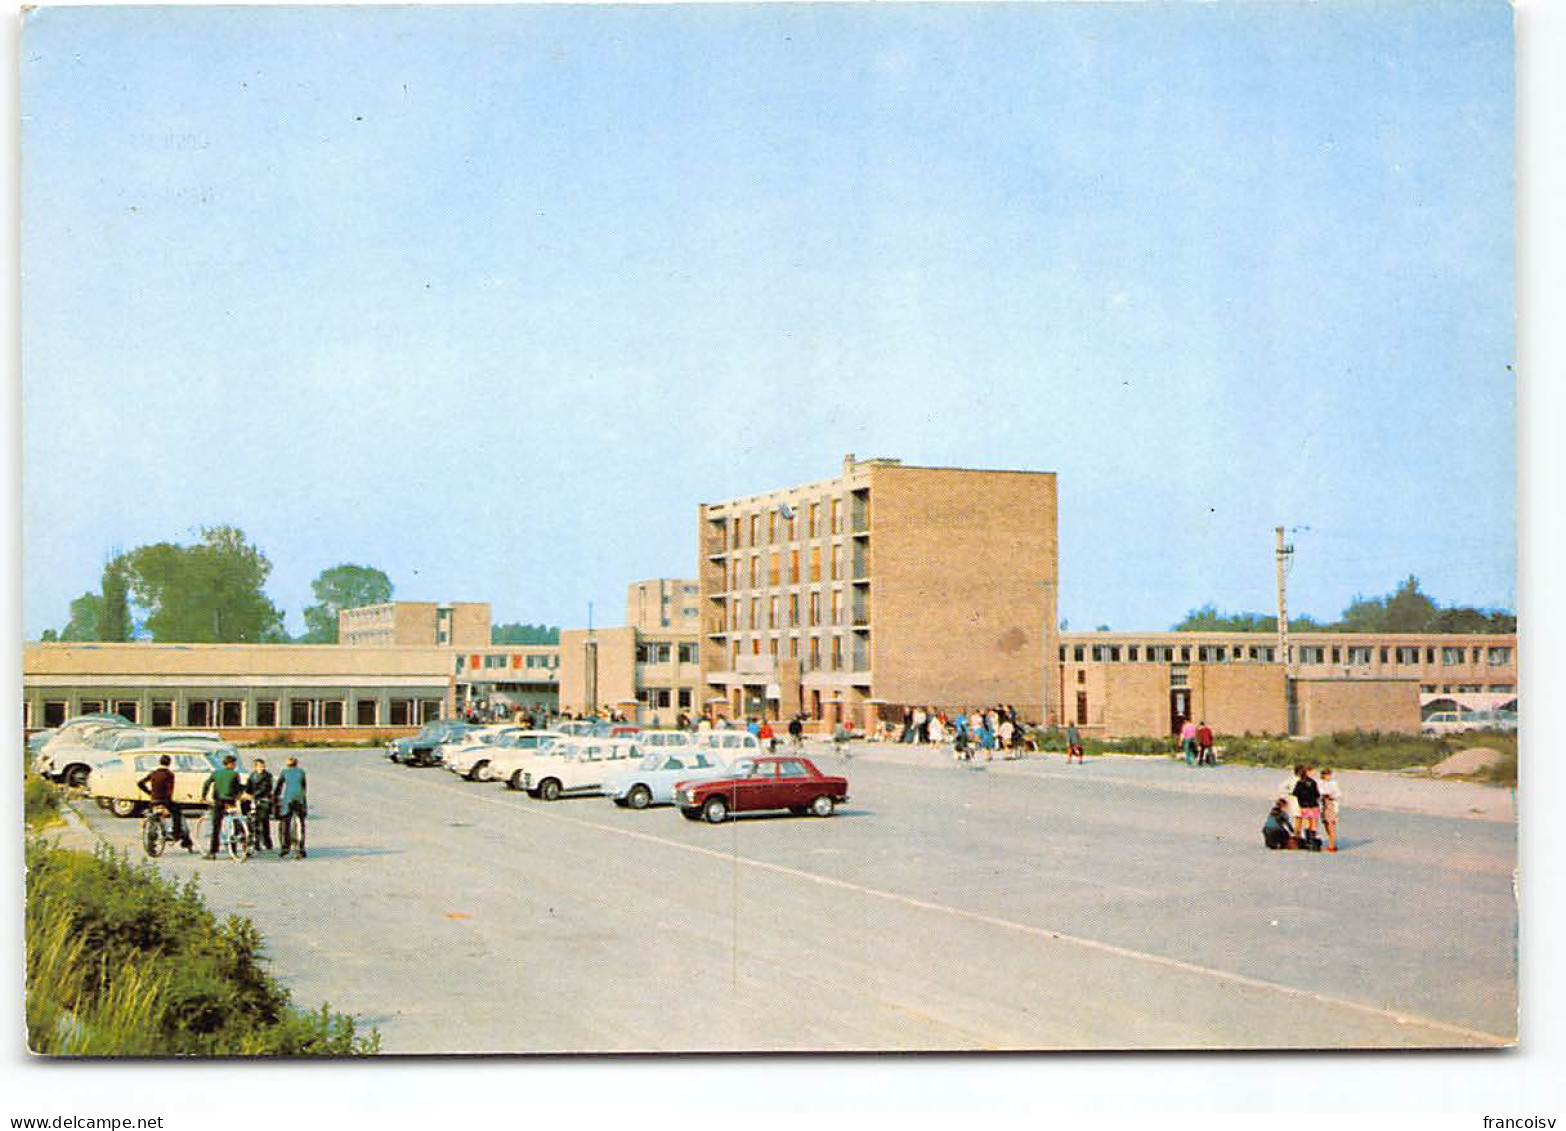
top-left (602, 748), bottom-right (735, 810)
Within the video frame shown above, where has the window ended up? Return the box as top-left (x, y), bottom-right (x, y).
top-left (789, 594), bottom-right (800, 627)
top-left (1489, 684), bottom-right (1514, 693)
top-left (749, 514), bottom-right (759, 544)
top-left (750, 597), bottom-right (760, 629)
top-left (1076, 670), bottom-right (1085, 684)
top-left (419, 700), bottom-right (443, 723)
top-left (789, 636), bottom-right (799, 659)
top-left (1298, 646), bottom-right (1326, 664)
top-left (1170, 666), bottom-right (1189, 688)
top-left (809, 501), bottom-right (820, 537)
top-left (356, 699), bottom-right (378, 726)
top-left (484, 654), bottom-right (506, 669)
top-left (769, 638), bottom-right (779, 658)
top-left (1380, 647), bottom-right (1389, 664)
top-left (790, 549), bottom-right (800, 584)
top-left (1488, 647), bottom-right (1512, 665)
top-left (1059, 646), bottom-right (1067, 661)
top-left (809, 591), bottom-right (821, 626)
top-left (186, 701), bottom-right (212, 727)
top-left (731, 518), bottom-right (740, 546)
top-left (1330, 647), bottom-right (1341, 664)
top-left (810, 545), bottom-right (821, 582)
top-left (1397, 646), bottom-right (1421, 664)
top-left (831, 498), bottom-right (842, 533)
top-left (768, 553), bottom-right (779, 586)
top-left (769, 596), bottom-right (778, 628)
top-left (831, 636), bottom-right (843, 670)
top-left (730, 559), bottom-right (740, 590)
top-left (1426, 648), bottom-right (1437, 664)
top-left (1128, 645), bottom-right (1140, 661)
top-left (748, 556), bottom-right (758, 586)
top-left (731, 641), bottom-right (740, 667)
top-left (679, 642), bottom-right (699, 663)
top-left (751, 638), bottom-right (761, 655)
top-left (1092, 645), bottom-right (1106, 662)
top-left (290, 700), bottom-right (313, 727)
top-left (1180, 646), bottom-right (1192, 662)
top-left (389, 699), bottom-right (413, 726)
top-left (831, 545), bottom-right (842, 581)
top-left (809, 637), bottom-right (821, 668)
top-left (80, 700), bottom-right (105, 715)
top-left (1076, 692), bottom-right (1088, 725)
top-left (323, 701), bottom-right (345, 726)
top-left (1348, 647), bottom-right (1372, 666)
top-left (1442, 647), bottom-right (1466, 665)
top-left (151, 700), bottom-right (174, 727)
top-left (768, 511), bottom-right (776, 542)
top-left (1109, 646), bottom-right (1122, 662)
top-left (220, 700), bottom-right (244, 727)
top-left (1073, 645), bottom-right (1085, 662)
top-left (678, 688), bottom-right (693, 708)
top-left (43, 700), bottom-right (67, 727)
top-left (831, 590), bottom-right (842, 625)
top-left (113, 700), bottom-right (139, 723)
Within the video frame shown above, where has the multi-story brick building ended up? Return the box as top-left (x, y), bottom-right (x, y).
top-left (697, 455), bottom-right (1060, 729)
top-left (339, 601), bottom-right (490, 649)
top-left (625, 579), bottom-right (701, 632)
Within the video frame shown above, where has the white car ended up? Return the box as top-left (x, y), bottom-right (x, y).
top-left (512, 737), bottom-right (644, 801)
top-left (636, 730), bottom-right (701, 752)
top-left (35, 718), bottom-right (149, 786)
top-left (440, 725), bottom-right (530, 780)
top-left (601, 747), bottom-right (733, 810)
top-left (698, 731), bottom-right (766, 757)
top-left (484, 731), bottom-right (569, 790)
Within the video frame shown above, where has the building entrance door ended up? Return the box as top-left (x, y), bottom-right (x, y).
top-left (1169, 689), bottom-right (1191, 735)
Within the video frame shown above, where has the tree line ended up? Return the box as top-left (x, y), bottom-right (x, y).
top-left (1172, 576), bottom-right (1515, 634)
top-left (38, 525), bottom-right (559, 645)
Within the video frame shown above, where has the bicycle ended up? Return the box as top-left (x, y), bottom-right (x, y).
top-left (194, 804), bottom-right (251, 861)
top-left (141, 804), bottom-right (193, 857)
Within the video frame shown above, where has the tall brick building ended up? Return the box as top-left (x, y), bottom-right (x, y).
top-left (698, 456), bottom-right (1059, 729)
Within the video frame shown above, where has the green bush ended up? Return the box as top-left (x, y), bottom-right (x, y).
top-left (24, 775), bottom-right (62, 829)
top-left (25, 839), bottom-right (379, 1056)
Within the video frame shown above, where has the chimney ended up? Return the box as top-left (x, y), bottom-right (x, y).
top-left (843, 453), bottom-right (856, 475)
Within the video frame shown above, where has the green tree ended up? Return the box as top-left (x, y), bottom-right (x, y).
top-left (491, 623), bottom-right (560, 645)
top-left (123, 526), bottom-right (286, 643)
top-left (300, 565), bottom-right (394, 643)
top-left (99, 557), bottom-right (131, 642)
top-left (58, 592), bottom-right (103, 641)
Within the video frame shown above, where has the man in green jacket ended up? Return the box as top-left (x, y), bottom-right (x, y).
top-left (200, 753), bottom-right (244, 859)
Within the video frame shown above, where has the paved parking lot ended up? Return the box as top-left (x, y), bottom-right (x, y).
top-left (66, 744), bottom-right (1517, 1052)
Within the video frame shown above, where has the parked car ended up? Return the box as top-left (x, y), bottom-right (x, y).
top-left (675, 755), bottom-right (849, 824)
top-left (635, 729), bottom-right (700, 752)
top-left (554, 719), bottom-right (639, 739)
top-left (601, 747), bottom-right (732, 810)
top-left (86, 747), bottom-right (233, 818)
top-left (388, 721), bottom-right (480, 766)
top-left (485, 731), bottom-right (571, 790)
top-left (512, 737), bottom-right (644, 800)
top-left (1421, 709), bottom-right (1519, 737)
top-left (441, 726), bottom-right (532, 780)
top-left (34, 716), bottom-right (143, 786)
top-left (31, 714), bottom-right (134, 778)
top-left (698, 731), bottom-right (765, 757)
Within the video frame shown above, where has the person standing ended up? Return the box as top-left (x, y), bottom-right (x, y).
top-left (1065, 723), bottom-right (1084, 764)
top-left (200, 753), bottom-right (244, 859)
top-left (136, 753), bottom-right (192, 851)
top-left (758, 719), bottom-right (776, 752)
top-left (1179, 718), bottom-right (1198, 766)
top-left (1292, 766), bottom-right (1322, 848)
top-left (274, 756), bottom-right (309, 860)
top-left (1318, 768), bottom-right (1341, 852)
top-left (1196, 721), bottom-right (1215, 767)
top-left (787, 714), bottom-right (804, 751)
top-left (245, 757), bottom-right (276, 852)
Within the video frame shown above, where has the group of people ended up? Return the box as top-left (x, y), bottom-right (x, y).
top-left (1177, 718), bottom-right (1217, 766)
top-left (1263, 764), bottom-right (1341, 852)
top-left (136, 753), bottom-right (308, 860)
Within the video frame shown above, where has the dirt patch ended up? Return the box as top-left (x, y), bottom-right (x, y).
top-left (1432, 747), bottom-right (1505, 777)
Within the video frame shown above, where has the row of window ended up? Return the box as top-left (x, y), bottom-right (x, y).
top-left (716, 499), bottom-right (846, 551)
top-left (1421, 684), bottom-right (1515, 694)
top-left (33, 697), bottom-right (445, 730)
top-left (636, 642), bottom-right (700, 664)
top-left (720, 590), bottom-right (867, 632)
top-left (636, 688), bottom-right (695, 710)
top-left (1063, 643), bottom-right (1514, 667)
top-left (726, 634), bottom-right (868, 672)
top-left (458, 653), bottom-right (560, 672)
top-left (723, 543), bottom-right (869, 589)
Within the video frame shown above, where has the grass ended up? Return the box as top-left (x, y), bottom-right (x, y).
top-left (1029, 726), bottom-right (1518, 784)
top-left (25, 774), bottom-right (62, 829)
top-left (24, 838), bottom-right (380, 1056)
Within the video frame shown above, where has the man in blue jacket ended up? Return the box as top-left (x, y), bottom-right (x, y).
top-left (273, 756), bottom-right (308, 859)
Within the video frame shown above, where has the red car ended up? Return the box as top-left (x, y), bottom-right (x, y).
top-left (675, 755), bottom-right (849, 824)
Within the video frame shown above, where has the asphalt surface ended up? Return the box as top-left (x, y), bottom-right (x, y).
top-left (66, 745), bottom-right (1518, 1053)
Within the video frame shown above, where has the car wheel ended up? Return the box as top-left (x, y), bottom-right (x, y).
top-left (95, 797), bottom-right (112, 811)
top-left (465, 761), bottom-right (488, 782)
top-left (627, 785), bottom-right (653, 811)
top-left (507, 770), bottom-right (525, 792)
top-left (63, 765), bottom-right (90, 790)
top-left (680, 807), bottom-right (703, 821)
top-left (539, 778), bottom-right (562, 802)
top-left (110, 797), bottom-right (142, 819)
top-left (809, 795), bottom-right (835, 818)
top-left (702, 795), bottom-right (728, 824)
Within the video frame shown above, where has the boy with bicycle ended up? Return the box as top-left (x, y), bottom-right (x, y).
top-left (136, 753), bottom-right (193, 850)
top-left (200, 753), bottom-right (245, 859)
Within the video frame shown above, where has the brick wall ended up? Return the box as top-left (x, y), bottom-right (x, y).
top-left (1193, 665), bottom-right (1288, 735)
top-left (1295, 678), bottom-right (1420, 737)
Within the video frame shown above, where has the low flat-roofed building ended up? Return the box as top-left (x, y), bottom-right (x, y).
top-left (23, 641), bottom-right (456, 738)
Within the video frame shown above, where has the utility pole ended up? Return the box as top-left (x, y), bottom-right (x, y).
top-left (1275, 525), bottom-right (1293, 669)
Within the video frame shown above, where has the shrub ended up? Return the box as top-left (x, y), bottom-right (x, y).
top-left (24, 775), bottom-right (61, 829)
top-left (24, 839), bottom-right (379, 1056)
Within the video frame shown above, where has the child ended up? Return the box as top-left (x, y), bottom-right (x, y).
top-left (1263, 800), bottom-right (1295, 850)
top-left (1318, 768), bottom-right (1341, 852)
top-left (1293, 766), bottom-right (1323, 849)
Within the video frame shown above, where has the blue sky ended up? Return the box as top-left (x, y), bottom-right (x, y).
top-left (20, 1), bottom-right (1515, 638)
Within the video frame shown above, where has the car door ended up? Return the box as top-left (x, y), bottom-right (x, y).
top-left (773, 758), bottom-right (814, 807)
top-left (732, 758), bottom-right (780, 812)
